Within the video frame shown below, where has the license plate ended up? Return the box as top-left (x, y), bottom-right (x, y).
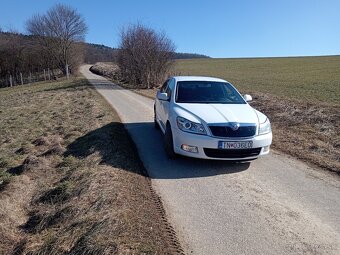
top-left (218, 141), bottom-right (253, 149)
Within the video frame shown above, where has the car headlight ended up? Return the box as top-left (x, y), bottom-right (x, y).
top-left (259, 118), bottom-right (271, 135)
top-left (177, 117), bottom-right (206, 135)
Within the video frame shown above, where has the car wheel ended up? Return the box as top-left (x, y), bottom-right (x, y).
top-left (154, 106), bottom-right (160, 129)
top-left (164, 123), bottom-right (177, 159)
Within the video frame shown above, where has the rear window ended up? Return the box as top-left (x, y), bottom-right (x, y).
top-left (176, 81), bottom-right (246, 104)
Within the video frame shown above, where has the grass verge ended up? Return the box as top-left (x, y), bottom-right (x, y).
top-left (0, 78), bottom-right (182, 254)
top-left (90, 61), bottom-right (340, 174)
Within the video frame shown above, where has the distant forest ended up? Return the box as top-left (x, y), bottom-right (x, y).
top-left (0, 32), bottom-right (209, 82)
top-left (84, 43), bottom-right (210, 63)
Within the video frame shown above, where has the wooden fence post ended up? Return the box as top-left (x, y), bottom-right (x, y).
top-left (66, 64), bottom-right (69, 80)
top-left (48, 68), bottom-right (51, 80)
top-left (20, 73), bottom-right (23, 85)
top-left (29, 72), bottom-right (32, 84)
top-left (9, 75), bottom-right (13, 87)
top-left (44, 69), bottom-right (46, 81)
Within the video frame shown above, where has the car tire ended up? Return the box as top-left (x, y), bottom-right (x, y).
top-left (164, 123), bottom-right (177, 159)
top-left (154, 106), bottom-right (160, 129)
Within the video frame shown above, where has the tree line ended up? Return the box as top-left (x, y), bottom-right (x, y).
top-left (0, 4), bottom-right (87, 85)
top-left (0, 33), bottom-right (117, 80)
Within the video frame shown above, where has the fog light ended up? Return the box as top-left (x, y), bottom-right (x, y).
top-left (181, 144), bottom-right (198, 153)
top-left (263, 146), bottom-right (270, 153)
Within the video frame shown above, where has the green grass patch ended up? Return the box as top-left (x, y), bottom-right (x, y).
top-left (174, 56), bottom-right (340, 105)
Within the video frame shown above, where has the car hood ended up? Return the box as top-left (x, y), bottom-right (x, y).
top-left (175, 103), bottom-right (261, 124)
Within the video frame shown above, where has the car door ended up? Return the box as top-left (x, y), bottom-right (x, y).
top-left (156, 79), bottom-right (169, 129)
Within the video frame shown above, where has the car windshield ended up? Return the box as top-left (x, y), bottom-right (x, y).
top-left (176, 81), bottom-right (246, 104)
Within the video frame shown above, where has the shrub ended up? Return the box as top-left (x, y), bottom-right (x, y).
top-left (117, 23), bottom-right (176, 88)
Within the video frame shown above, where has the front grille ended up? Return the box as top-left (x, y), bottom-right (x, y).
top-left (209, 125), bottom-right (256, 138)
top-left (203, 148), bottom-right (262, 159)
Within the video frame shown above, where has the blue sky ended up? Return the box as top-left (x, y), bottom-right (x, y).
top-left (0, 0), bottom-right (339, 58)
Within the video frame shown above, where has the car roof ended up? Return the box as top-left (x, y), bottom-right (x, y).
top-left (172, 76), bottom-right (228, 83)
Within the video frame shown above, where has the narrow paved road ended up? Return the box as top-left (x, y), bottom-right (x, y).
top-left (81, 66), bottom-right (340, 255)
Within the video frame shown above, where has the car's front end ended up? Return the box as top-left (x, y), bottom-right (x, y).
top-left (171, 111), bottom-right (272, 160)
top-left (155, 76), bottom-right (273, 160)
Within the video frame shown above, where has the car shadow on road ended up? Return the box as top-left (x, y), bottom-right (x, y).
top-left (64, 122), bottom-right (250, 179)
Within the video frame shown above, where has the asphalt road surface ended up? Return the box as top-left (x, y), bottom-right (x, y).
top-left (81, 65), bottom-right (340, 255)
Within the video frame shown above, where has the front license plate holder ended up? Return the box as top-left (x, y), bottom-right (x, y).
top-left (218, 141), bottom-right (253, 149)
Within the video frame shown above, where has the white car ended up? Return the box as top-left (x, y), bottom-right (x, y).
top-left (154, 76), bottom-right (272, 160)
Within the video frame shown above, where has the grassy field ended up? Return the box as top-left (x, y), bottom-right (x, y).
top-left (0, 79), bottom-right (180, 254)
top-left (174, 56), bottom-right (340, 105)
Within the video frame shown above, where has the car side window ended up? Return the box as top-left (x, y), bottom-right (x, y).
top-left (160, 80), bottom-right (169, 93)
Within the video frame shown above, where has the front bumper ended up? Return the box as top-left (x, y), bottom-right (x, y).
top-left (172, 126), bottom-right (272, 160)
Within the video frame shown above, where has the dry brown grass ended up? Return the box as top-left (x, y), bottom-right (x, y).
top-left (250, 93), bottom-right (340, 173)
top-left (0, 78), bottom-right (181, 254)
top-left (90, 62), bottom-right (340, 174)
top-left (90, 62), bottom-right (120, 80)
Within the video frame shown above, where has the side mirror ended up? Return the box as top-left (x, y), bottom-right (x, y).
top-left (157, 92), bottom-right (169, 101)
top-left (243, 94), bottom-right (252, 102)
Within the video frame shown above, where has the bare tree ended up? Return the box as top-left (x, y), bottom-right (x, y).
top-left (26, 4), bottom-right (87, 75)
top-left (118, 24), bottom-right (175, 88)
